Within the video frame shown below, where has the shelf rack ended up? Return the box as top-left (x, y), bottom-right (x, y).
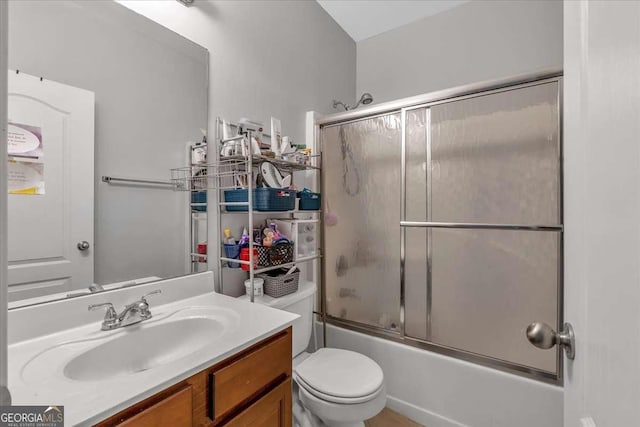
top-left (171, 157), bottom-right (250, 191)
top-left (178, 142), bottom-right (211, 273)
top-left (209, 117), bottom-right (322, 302)
top-left (219, 255), bottom-right (321, 274)
top-left (170, 156), bottom-right (320, 191)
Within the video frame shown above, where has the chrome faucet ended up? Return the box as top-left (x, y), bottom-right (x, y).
top-left (89, 290), bottom-right (161, 331)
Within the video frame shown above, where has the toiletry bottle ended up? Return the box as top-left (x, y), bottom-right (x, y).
top-left (253, 227), bottom-right (264, 246)
top-left (263, 228), bottom-right (274, 247)
top-left (239, 227), bottom-right (250, 247)
top-left (197, 241), bottom-right (207, 263)
top-left (224, 228), bottom-right (236, 245)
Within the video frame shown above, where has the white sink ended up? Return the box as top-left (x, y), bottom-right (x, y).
top-left (64, 317), bottom-right (223, 381)
top-left (20, 306), bottom-right (239, 384)
top-left (8, 272), bottom-right (299, 427)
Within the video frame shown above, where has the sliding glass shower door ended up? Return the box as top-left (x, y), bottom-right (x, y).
top-left (321, 77), bottom-right (562, 380)
top-left (322, 114), bottom-right (402, 332)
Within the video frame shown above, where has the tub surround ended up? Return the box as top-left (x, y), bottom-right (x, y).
top-left (7, 272), bottom-right (298, 426)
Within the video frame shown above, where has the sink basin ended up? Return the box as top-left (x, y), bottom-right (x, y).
top-left (64, 317), bottom-right (223, 381)
top-left (20, 306), bottom-right (239, 384)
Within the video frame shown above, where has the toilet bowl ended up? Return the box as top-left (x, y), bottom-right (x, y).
top-left (293, 348), bottom-right (386, 427)
top-left (239, 281), bottom-right (386, 427)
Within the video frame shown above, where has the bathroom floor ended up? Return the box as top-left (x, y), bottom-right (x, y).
top-left (365, 408), bottom-right (424, 427)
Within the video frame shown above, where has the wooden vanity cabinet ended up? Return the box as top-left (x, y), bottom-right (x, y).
top-left (95, 327), bottom-right (292, 427)
top-left (224, 379), bottom-right (291, 427)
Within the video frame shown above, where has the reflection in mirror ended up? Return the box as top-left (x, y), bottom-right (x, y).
top-left (7, 0), bottom-right (209, 307)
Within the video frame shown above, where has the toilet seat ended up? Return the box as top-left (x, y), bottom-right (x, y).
top-left (295, 374), bottom-right (384, 405)
top-left (294, 348), bottom-right (385, 404)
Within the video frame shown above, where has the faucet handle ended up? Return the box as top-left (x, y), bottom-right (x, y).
top-left (89, 302), bottom-right (115, 315)
top-left (88, 302), bottom-right (118, 330)
top-left (141, 290), bottom-right (161, 302)
top-left (138, 290), bottom-right (161, 320)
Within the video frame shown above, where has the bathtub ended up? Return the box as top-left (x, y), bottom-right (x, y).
top-left (318, 322), bottom-right (563, 427)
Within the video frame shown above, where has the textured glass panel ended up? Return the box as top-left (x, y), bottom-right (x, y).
top-left (406, 108), bottom-right (428, 221)
top-left (431, 82), bottom-right (560, 224)
top-left (322, 114), bottom-right (401, 331)
top-left (405, 229), bottom-right (428, 339)
top-left (404, 108), bottom-right (428, 339)
top-left (430, 228), bottom-right (558, 373)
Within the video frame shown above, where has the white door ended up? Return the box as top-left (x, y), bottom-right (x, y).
top-left (7, 71), bottom-right (94, 300)
top-left (563, 1), bottom-right (640, 426)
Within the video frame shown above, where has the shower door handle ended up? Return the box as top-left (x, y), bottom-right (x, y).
top-left (526, 322), bottom-right (575, 360)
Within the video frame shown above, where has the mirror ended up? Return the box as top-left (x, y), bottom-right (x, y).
top-left (7, 0), bottom-right (209, 307)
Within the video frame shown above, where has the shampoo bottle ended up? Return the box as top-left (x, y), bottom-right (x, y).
top-left (223, 228), bottom-right (236, 245)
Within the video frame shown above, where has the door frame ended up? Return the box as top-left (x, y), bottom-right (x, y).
top-left (1, 0), bottom-right (11, 406)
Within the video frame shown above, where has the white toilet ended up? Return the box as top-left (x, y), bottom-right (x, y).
top-left (241, 281), bottom-right (386, 427)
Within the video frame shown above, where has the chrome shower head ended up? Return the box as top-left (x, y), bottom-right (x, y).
top-left (358, 92), bottom-right (373, 106)
top-left (332, 92), bottom-right (374, 111)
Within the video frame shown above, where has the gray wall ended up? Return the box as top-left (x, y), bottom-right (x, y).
top-left (119, 0), bottom-right (356, 296)
top-left (356, 0), bottom-right (563, 103)
top-left (8, 1), bottom-right (208, 286)
top-left (120, 0), bottom-right (356, 148)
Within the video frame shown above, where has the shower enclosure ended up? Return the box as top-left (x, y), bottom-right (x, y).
top-left (319, 72), bottom-right (562, 382)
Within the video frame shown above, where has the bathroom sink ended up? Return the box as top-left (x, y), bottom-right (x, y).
top-left (20, 306), bottom-right (239, 384)
top-left (64, 317), bottom-right (223, 381)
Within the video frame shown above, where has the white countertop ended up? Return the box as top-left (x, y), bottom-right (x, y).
top-left (8, 273), bottom-right (298, 426)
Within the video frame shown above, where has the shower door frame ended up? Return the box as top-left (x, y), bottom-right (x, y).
top-left (317, 68), bottom-right (564, 385)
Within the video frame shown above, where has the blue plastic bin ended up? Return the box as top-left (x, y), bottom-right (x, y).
top-left (223, 244), bottom-right (241, 268)
top-left (224, 188), bottom-right (296, 211)
top-left (297, 192), bottom-right (321, 211)
top-left (191, 191), bottom-right (207, 212)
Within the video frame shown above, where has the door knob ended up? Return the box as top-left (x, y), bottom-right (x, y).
top-left (77, 241), bottom-right (90, 251)
top-left (526, 321), bottom-right (575, 360)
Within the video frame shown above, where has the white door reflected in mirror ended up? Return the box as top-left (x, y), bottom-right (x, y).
top-left (7, 71), bottom-right (95, 302)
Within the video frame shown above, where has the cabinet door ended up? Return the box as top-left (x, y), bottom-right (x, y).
top-left (225, 379), bottom-right (292, 427)
top-left (97, 384), bottom-right (192, 427)
top-left (213, 330), bottom-right (291, 420)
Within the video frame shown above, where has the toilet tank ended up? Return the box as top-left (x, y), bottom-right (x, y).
top-left (238, 281), bottom-right (317, 357)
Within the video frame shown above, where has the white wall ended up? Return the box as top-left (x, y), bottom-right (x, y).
top-left (356, 0), bottom-right (563, 103)
top-left (8, 1), bottom-right (208, 287)
top-left (119, 0), bottom-right (356, 149)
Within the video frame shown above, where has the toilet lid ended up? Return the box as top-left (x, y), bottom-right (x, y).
top-left (294, 348), bottom-right (384, 400)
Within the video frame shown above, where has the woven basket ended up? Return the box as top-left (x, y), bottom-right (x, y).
top-left (259, 271), bottom-right (300, 298)
top-left (256, 243), bottom-right (293, 267)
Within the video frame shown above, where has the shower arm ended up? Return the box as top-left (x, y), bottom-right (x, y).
top-left (333, 93), bottom-right (373, 111)
top-left (332, 100), bottom-right (365, 111)
top-left (332, 100), bottom-right (351, 111)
